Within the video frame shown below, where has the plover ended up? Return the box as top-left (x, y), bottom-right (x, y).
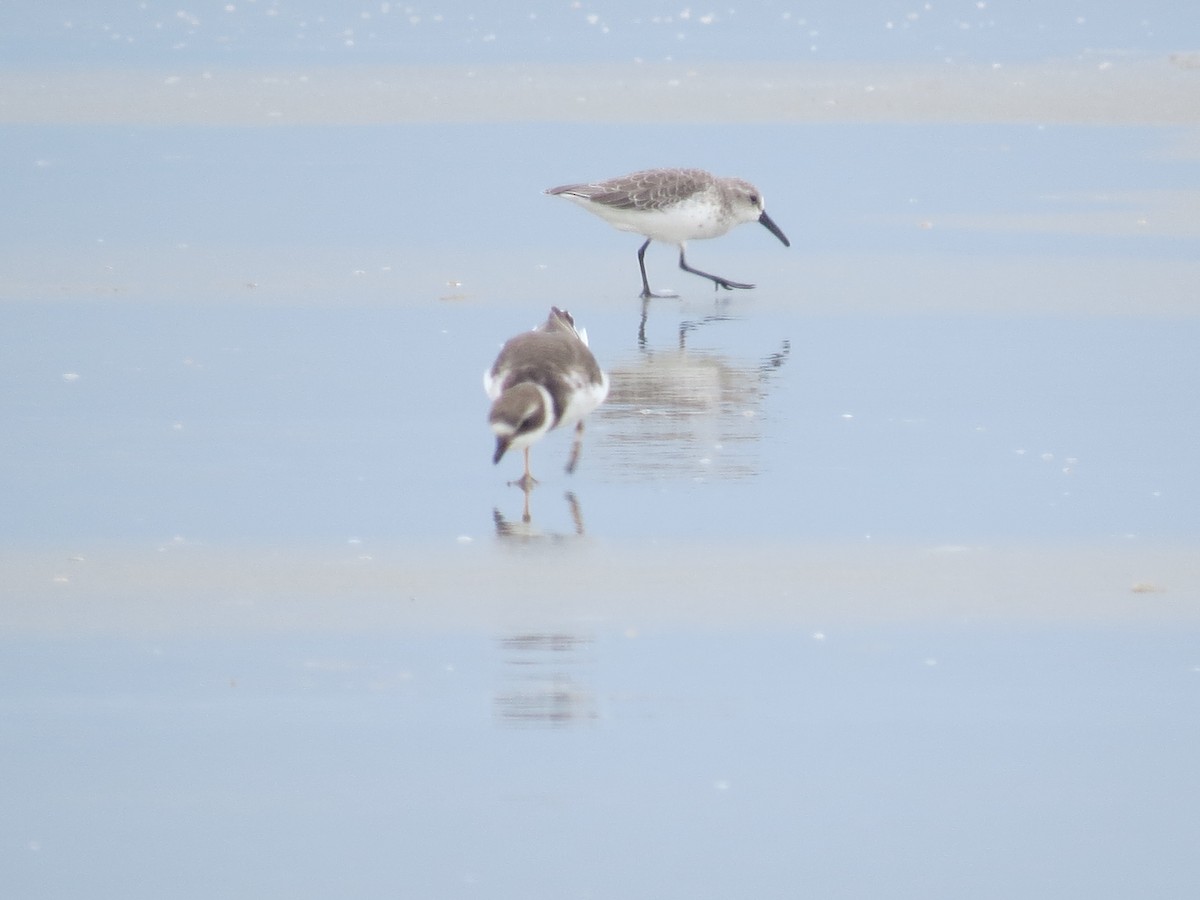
top-left (485, 307), bottom-right (610, 488)
top-left (546, 168), bottom-right (790, 298)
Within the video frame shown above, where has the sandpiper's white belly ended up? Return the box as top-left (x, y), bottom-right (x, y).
top-left (565, 193), bottom-right (732, 245)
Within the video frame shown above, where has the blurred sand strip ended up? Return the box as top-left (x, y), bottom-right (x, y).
top-left (2, 57), bottom-right (1198, 125)
top-left (3, 539), bottom-right (1196, 635)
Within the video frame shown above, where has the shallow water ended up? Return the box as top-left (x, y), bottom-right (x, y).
top-left (4, 9), bottom-right (1200, 897)
top-left (2, 293), bottom-right (1197, 545)
top-left (4, 619), bottom-right (1199, 899)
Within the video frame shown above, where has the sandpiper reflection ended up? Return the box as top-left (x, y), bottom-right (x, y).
top-left (602, 313), bottom-right (790, 481)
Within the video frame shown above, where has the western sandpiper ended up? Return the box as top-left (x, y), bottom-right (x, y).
top-left (546, 168), bottom-right (790, 298)
top-left (485, 307), bottom-right (610, 488)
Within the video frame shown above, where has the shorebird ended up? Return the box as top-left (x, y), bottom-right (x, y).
top-left (485, 307), bottom-right (610, 489)
top-left (546, 167), bottom-right (790, 298)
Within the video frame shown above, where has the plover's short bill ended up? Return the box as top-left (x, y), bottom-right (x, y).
top-left (485, 307), bottom-right (610, 489)
top-left (546, 168), bottom-right (790, 298)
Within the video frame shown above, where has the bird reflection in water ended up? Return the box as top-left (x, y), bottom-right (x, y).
top-left (494, 632), bottom-right (596, 727)
top-left (602, 312), bottom-right (791, 481)
top-left (493, 488), bottom-right (586, 540)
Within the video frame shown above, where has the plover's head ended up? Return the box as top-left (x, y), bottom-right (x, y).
top-left (727, 178), bottom-right (790, 247)
top-left (489, 383), bottom-right (553, 463)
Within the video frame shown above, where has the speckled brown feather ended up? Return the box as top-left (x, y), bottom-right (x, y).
top-left (549, 168), bottom-right (714, 211)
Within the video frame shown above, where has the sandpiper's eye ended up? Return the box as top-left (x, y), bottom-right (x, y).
top-left (749, 193), bottom-right (760, 204)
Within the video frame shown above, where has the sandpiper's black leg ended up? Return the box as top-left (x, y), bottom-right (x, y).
top-left (637, 239), bottom-right (678, 299)
top-left (637, 239), bottom-right (653, 298)
top-left (678, 247), bottom-right (755, 291)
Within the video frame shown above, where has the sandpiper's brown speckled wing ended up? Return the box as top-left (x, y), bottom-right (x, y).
top-left (548, 168), bottom-right (711, 211)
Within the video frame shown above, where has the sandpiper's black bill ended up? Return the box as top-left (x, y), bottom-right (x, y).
top-left (758, 210), bottom-right (790, 247)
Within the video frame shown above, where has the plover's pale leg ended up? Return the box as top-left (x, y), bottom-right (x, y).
top-left (565, 420), bottom-right (585, 474)
top-left (678, 247), bottom-right (755, 292)
top-left (637, 239), bottom-right (679, 300)
top-left (509, 447), bottom-right (538, 491)
top-left (524, 447), bottom-right (535, 484)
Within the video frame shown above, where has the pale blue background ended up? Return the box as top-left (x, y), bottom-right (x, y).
top-left (3, 4), bottom-right (1199, 899)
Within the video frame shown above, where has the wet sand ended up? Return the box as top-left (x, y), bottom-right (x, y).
top-left (4, 57), bottom-right (1198, 125)
top-left (4, 539), bottom-right (1198, 635)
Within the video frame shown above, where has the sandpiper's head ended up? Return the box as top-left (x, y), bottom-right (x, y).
top-left (727, 178), bottom-right (790, 248)
top-left (489, 383), bottom-right (552, 463)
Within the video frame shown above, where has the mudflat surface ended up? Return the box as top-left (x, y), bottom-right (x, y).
top-left (3, 5), bottom-right (1199, 898)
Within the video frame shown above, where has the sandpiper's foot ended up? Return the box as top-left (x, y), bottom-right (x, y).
top-left (710, 276), bottom-right (755, 291)
top-left (680, 248), bottom-right (756, 293)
